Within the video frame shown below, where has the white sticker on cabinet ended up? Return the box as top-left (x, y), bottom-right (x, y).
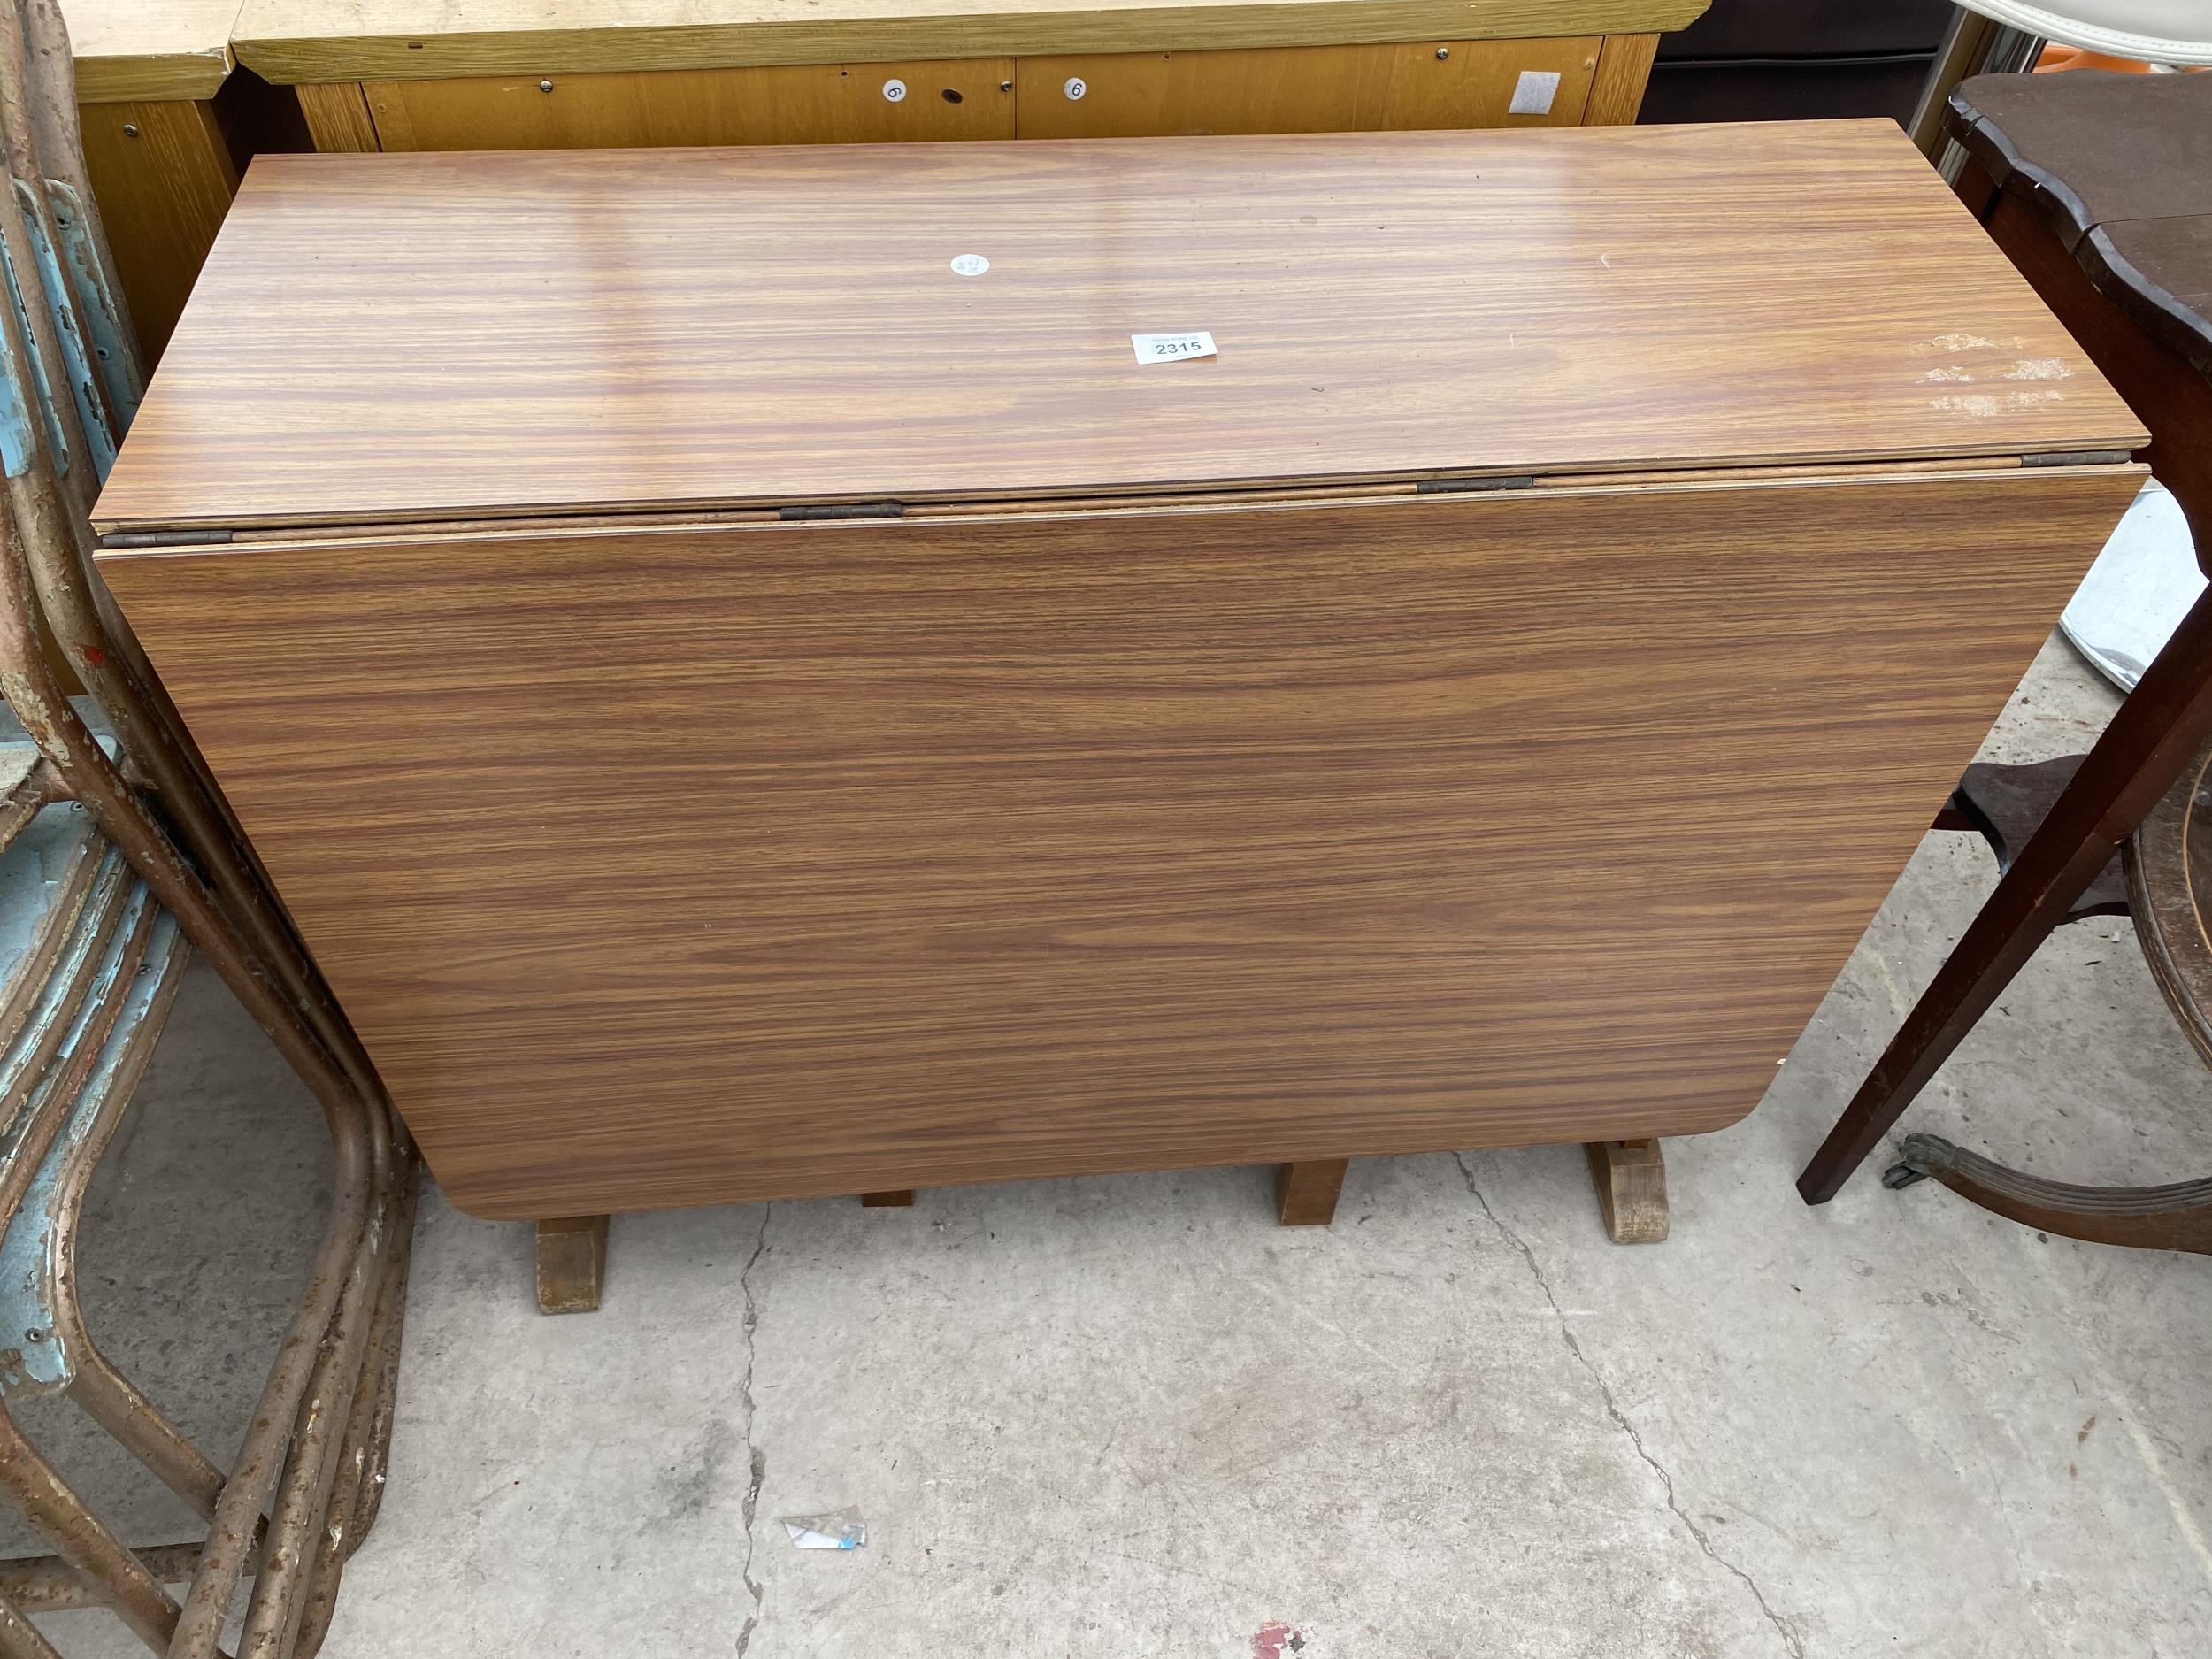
top-left (1509, 70), bottom-right (1560, 116)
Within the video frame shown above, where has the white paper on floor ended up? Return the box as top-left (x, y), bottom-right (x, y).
top-left (780, 1507), bottom-right (866, 1549)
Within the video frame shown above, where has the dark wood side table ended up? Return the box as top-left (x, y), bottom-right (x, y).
top-left (1885, 732), bottom-right (2212, 1250)
top-left (1799, 71), bottom-right (2212, 1232)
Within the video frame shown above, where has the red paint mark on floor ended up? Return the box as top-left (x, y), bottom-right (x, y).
top-left (1252, 1622), bottom-right (1307, 1658)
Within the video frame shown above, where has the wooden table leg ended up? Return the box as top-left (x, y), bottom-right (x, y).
top-left (534, 1215), bottom-right (609, 1314)
top-left (1798, 587), bottom-right (2212, 1205)
top-left (1887, 1133), bottom-right (2212, 1253)
top-left (1275, 1158), bottom-right (1348, 1226)
top-left (859, 1189), bottom-right (915, 1207)
top-left (1586, 1139), bottom-right (1669, 1242)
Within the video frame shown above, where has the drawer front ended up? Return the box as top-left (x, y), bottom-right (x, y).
top-left (356, 37), bottom-right (1601, 152)
top-left (1016, 37), bottom-right (1600, 140)
top-left (100, 466), bottom-right (2139, 1218)
top-left (363, 60), bottom-right (1018, 150)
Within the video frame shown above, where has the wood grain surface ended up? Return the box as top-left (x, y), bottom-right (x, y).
top-left (1580, 29), bottom-right (1655, 126)
top-left (294, 80), bottom-right (380, 150)
top-left (97, 466), bottom-right (2142, 1219)
top-left (2129, 741), bottom-right (2212, 1071)
top-left (77, 96), bottom-right (239, 360)
top-left (357, 36), bottom-right (1599, 153)
top-left (1011, 36), bottom-right (1597, 139)
top-left (228, 0), bottom-right (1709, 83)
top-left (64, 0), bottom-right (240, 103)
top-left (364, 58), bottom-right (1020, 150)
top-left (96, 122), bottom-right (2142, 534)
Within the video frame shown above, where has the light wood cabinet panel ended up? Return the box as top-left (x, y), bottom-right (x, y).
top-left (363, 58), bottom-right (1017, 150)
top-left (76, 97), bottom-right (237, 359)
top-left (1016, 36), bottom-right (1599, 139)
top-left (65, 0), bottom-right (239, 104)
top-left (229, 0), bottom-right (1710, 81)
top-left (1582, 30), bottom-right (1658, 126)
top-left (357, 37), bottom-right (1601, 152)
top-left (295, 80), bottom-right (380, 150)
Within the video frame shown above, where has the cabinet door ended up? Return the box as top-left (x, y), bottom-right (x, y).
top-left (361, 60), bottom-right (1017, 150)
top-left (1014, 36), bottom-right (1600, 140)
top-left (353, 36), bottom-right (1605, 153)
top-left (78, 99), bottom-right (239, 359)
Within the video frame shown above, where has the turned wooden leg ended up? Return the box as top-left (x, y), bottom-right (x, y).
top-left (1585, 1141), bottom-right (1669, 1243)
top-left (859, 1190), bottom-right (915, 1208)
top-left (535, 1215), bottom-right (610, 1314)
top-left (1275, 1159), bottom-right (1348, 1226)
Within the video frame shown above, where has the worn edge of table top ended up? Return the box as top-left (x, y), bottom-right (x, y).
top-left (65, 1), bottom-right (242, 104)
top-left (229, 0), bottom-right (1709, 82)
top-left (93, 120), bottom-right (2147, 536)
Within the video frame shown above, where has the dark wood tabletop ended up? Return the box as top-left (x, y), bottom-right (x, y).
top-left (1951, 71), bottom-right (2212, 378)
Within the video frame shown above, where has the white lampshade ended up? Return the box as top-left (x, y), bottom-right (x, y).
top-left (1960, 2), bottom-right (2212, 63)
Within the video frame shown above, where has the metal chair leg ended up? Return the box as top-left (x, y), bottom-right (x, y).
top-left (0, 14), bottom-right (417, 1653)
top-left (237, 1138), bottom-right (406, 1659)
top-left (0, 1401), bottom-right (178, 1652)
top-left (0, 1586), bottom-right (62, 1658)
top-left (288, 1156), bottom-right (421, 1659)
top-left (14, 1), bottom-right (142, 402)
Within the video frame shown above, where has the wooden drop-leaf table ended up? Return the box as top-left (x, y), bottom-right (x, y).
top-left (87, 122), bottom-right (2145, 1309)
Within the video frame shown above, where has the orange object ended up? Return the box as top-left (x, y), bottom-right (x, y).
top-left (2037, 44), bottom-right (2162, 72)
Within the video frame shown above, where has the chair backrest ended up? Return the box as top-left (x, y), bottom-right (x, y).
top-left (1958, 2), bottom-right (2212, 65)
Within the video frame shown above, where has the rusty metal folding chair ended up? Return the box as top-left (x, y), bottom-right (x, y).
top-left (0, 4), bottom-right (419, 1654)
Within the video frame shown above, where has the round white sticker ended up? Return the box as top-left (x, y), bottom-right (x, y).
top-left (881, 78), bottom-right (907, 103)
top-left (1064, 77), bottom-right (1087, 101)
top-left (949, 253), bottom-right (990, 277)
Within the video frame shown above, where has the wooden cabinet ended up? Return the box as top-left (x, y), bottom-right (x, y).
top-left (340, 35), bottom-right (1612, 150)
top-left (89, 123), bottom-right (2144, 1222)
top-left (65, 2), bottom-right (268, 363)
top-left (231, 3), bottom-right (1704, 150)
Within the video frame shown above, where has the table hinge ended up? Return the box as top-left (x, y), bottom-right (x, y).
top-left (1416, 474), bottom-right (1537, 494)
top-left (97, 528), bottom-right (234, 548)
top-left (2021, 449), bottom-right (2134, 467)
top-left (778, 501), bottom-right (905, 521)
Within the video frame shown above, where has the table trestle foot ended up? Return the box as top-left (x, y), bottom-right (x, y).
top-left (1585, 1140), bottom-right (1669, 1243)
top-left (534, 1215), bottom-right (609, 1315)
top-left (1275, 1159), bottom-right (1348, 1227)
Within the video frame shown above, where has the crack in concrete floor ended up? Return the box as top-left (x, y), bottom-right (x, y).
top-left (734, 1206), bottom-right (772, 1659)
top-left (1455, 1151), bottom-right (1808, 1659)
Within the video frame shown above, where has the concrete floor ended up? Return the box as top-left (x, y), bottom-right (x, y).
top-left (14, 632), bottom-right (2212, 1657)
